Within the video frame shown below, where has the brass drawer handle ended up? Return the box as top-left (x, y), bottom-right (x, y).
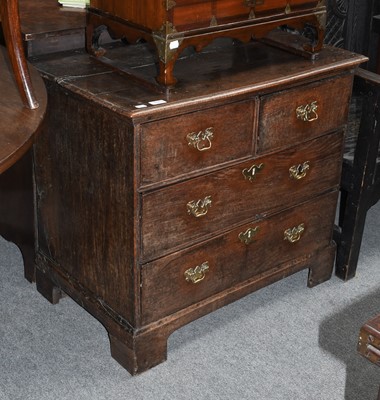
top-left (186, 127), bottom-right (214, 152)
top-left (242, 163), bottom-right (264, 182)
top-left (184, 261), bottom-right (209, 284)
top-left (187, 195), bottom-right (212, 218)
top-left (238, 226), bottom-right (259, 245)
top-left (289, 161), bottom-right (310, 180)
top-left (284, 223), bottom-right (305, 243)
top-left (296, 101), bottom-right (318, 122)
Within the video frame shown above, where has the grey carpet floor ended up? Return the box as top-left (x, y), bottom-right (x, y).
top-left (1, 204), bottom-right (380, 400)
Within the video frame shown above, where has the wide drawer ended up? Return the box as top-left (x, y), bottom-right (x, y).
top-left (141, 131), bottom-right (343, 261)
top-left (258, 74), bottom-right (353, 154)
top-left (140, 100), bottom-right (256, 187)
top-left (141, 190), bottom-right (337, 324)
top-left (172, 0), bottom-right (319, 30)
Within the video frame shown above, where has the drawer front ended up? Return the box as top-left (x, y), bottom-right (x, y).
top-left (258, 74), bottom-right (353, 154)
top-left (141, 131), bottom-right (343, 261)
top-left (172, 0), bottom-right (319, 29)
top-left (140, 100), bottom-right (255, 187)
top-left (141, 190), bottom-right (337, 324)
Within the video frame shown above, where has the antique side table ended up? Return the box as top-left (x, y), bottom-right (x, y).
top-left (87, 0), bottom-right (327, 85)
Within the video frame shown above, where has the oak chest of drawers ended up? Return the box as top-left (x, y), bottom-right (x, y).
top-left (32, 40), bottom-right (365, 375)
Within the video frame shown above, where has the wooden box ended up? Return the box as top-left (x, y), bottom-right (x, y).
top-left (86, 0), bottom-right (327, 85)
top-left (358, 314), bottom-right (380, 366)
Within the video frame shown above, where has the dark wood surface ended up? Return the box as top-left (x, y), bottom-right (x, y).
top-left (0, 0), bottom-right (82, 285)
top-left (30, 42), bottom-right (365, 375)
top-left (0, 45), bottom-right (47, 282)
top-left (334, 68), bottom-right (380, 280)
top-left (19, 0), bottom-right (86, 56)
top-left (141, 133), bottom-right (344, 261)
top-left (32, 39), bottom-right (365, 118)
top-left (373, 15), bottom-right (380, 74)
top-left (0, 0), bottom-right (40, 108)
top-left (0, 46), bottom-right (47, 173)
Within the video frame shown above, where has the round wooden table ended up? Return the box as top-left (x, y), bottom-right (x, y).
top-left (0, 45), bottom-right (47, 174)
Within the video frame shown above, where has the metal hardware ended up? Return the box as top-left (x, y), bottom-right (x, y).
top-left (187, 196), bottom-right (212, 218)
top-left (210, 16), bottom-right (218, 27)
top-left (187, 127), bottom-right (214, 152)
top-left (238, 226), bottom-right (259, 245)
top-left (296, 101), bottom-right (318, 122)
top-left (184, 261), bottom-right (209, 284)
top-left (289, 161), bottom-right (310, 180)
top-left (242, 163), bottom-right (264, 182)
top-left (284, 223), bottom-right (305, 243)
top-left (285, 3), bottom-right (291, 14)
top-left (165, 0), bottom-right (176, 11)
top-left (152, 22), bottom-right (184, 63)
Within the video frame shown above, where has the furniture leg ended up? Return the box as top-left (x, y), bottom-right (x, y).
top-left (307, 244), bottom-right (336, 288)
top-left (109, 329), bottom-right (169, 375)
top-left (35, 268), bottom-right (63, 305)
top-left (335, 189), bottom-right (370, 281)
top-left (335, 69), bottom-right (380, 281)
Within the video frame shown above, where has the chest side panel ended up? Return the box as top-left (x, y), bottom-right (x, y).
top-left (34, 83), bottom-right (138, 324)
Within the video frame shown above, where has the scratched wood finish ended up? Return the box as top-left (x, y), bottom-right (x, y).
top-left (140, 99), bottom-right (256, 186)
top-left (141, 132), bottom-right (343, 261)
top-left (258, 74), bottom-right (353, 154)
top-left (32, 43), bottom-right (365, 375)
top-left (141, 190), bottom-right (338, 324)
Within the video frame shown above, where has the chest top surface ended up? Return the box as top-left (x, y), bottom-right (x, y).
top-left (33, 38), bottom-right (366, 121)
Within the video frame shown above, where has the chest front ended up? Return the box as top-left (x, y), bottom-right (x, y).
top-left (33, 44), bottom-right (365, 375)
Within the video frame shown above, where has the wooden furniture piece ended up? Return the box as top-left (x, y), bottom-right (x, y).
top-left (358, 314), bottom-right (380, 399)
top-left (0, 47), bottom-right (46, 173)
top-left (0, 0), bottom-right (39, 109)
top-left (18, 0), bottom-right (86, 57)
top-left (0, 41), bottom-right (47, 280)
top-left (0, 43), bottom-right (47, 177)
top-left (334, 69), bottom-right (380, 280)
top-left (86, 0), bottom-right (326, 86)
top-left (373, 14), bottom-right (380, 75)
top-left (31, 40), bottom-right (365, 375)
top-left (0, 0), bottom-right (84, 283)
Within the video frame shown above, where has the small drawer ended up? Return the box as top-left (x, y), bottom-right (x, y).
top-left (141, 190), bottom-right (337, 324)
top-left (139, 100), bottom-right (255, 187)
top-left (141, 131), bottom-right (343, 261)
top-left (258, 74), bottom-right (353, 154)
